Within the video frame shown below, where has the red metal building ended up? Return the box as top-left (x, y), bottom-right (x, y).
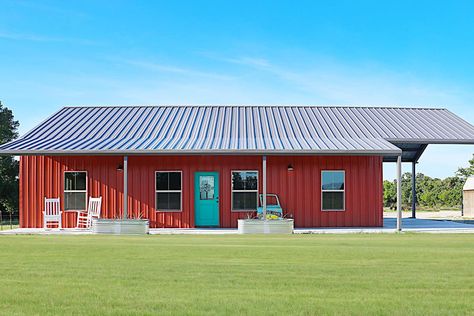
top-left (19, 155), bottom-right (383, 228)
top-left (2, 105), bottom-right (474, 229)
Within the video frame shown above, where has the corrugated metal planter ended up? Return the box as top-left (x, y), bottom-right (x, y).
top-left (92, 219), bottom-right (149, 235)
top-left (238, 219), bottom-right (294, 234)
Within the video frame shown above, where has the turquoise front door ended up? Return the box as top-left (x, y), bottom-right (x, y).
top-left (194, 172), bottom-right (219, 227)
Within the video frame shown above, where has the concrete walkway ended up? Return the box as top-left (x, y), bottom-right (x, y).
top-left (1, 218), bottom-right (474, 235)
top-left (0, 228), bottom-right (92, 235)
top-left (295, 218), bottom-right (474, 234)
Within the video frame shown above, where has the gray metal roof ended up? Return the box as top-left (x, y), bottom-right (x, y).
top-left (1, 105), bottom-right (474, 160)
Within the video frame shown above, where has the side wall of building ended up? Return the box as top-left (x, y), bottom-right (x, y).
top-left (19, 155), bottom-right (383, 228)
top-left (463, 190), bottom-right (474, 217)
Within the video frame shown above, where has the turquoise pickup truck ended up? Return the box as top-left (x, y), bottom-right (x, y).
top-left (256, 194), bottom-right (283, 219)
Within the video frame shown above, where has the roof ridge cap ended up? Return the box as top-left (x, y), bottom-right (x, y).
top-left (60, 104), bottom-right (447, 111)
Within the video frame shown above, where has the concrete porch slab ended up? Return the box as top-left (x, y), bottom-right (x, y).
top-left (1, 218), bottom-right (474, 235)
top-left (0, 228), bottom-right (93, 235)
top-left (149, 228), bottom-right (238, 235)
top-left (149, 218), bottom-right (474, 234)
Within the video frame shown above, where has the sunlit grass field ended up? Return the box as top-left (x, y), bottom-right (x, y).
top-left (1, 234), bottom-right (473, 315)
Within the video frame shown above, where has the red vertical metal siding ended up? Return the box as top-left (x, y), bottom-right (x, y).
top-left (19, 155), bottom-right (383, 228)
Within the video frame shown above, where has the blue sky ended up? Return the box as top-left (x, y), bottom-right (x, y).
top-left (1, 0), bottom-right (473, 179)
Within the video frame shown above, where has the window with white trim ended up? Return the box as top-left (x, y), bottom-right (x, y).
top-left (321, 170), bottom-right (345, 211)
top-left (155, 171), bottom-right (182, 211)
top-left (232, 171), bottom-right (258, 211)
top-left (64, 171), bottom-right (87, 210)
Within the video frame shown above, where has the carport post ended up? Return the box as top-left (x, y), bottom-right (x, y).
top-left (397, 155), bottom-right (402, 231)
top-left (411, 161), bottom-right (416, 218)
top-left (123, 155), bottom-right (128, 219)
top-left (262, 155), bottom-right (267, 220)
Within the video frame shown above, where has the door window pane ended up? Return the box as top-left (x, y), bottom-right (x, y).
top-left (199, 176), bottom-right (214, 200)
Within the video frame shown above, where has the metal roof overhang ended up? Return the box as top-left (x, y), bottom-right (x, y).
top-left (384, 139), bottom-right (474, 163)
top-left (0, 135), bottom-right (403, 157)
top-left (1, 106), bottom-right (473, 161)
top-left (2, 138), bottom-right (473, 163)
top-left (0, 148), bottom-right (402, 157)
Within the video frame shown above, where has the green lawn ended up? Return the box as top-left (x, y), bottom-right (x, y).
top-left (1, 234), bottom-right (474, 315)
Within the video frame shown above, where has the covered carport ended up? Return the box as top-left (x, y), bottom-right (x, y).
top-left (384, 132), bottom-right (474, 231)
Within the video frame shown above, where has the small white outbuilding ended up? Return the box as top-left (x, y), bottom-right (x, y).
top-left (463, 176), bottom-right (474, 217)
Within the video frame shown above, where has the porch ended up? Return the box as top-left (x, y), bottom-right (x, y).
top-left (2, 217), bottom-right (474, 235)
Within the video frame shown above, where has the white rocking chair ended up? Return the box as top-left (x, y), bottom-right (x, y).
top-left (77, 197), bottom-right (102, 229)
top-left (43, 198), bottom-right (62, 229)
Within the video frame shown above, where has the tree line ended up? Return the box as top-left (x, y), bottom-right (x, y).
top-left (383, 156), bottom-right (474, 210)
top-left (0, 101), bottom-right (19, 217)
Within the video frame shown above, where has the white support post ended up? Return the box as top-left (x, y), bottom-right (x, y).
top-left (262, 155), bottom-right (267, 220)
top-left (123, 156), bottom-right (128, 219)
top-left (411, 161), bottom-right (416, 218)
top-left (396, 155), bottom-right (402, 231)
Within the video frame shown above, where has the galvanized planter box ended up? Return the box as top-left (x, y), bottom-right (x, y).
top-left (237, 219), bottom-right (294, 234)
top-left (92, 219), bottom-right (149, 235)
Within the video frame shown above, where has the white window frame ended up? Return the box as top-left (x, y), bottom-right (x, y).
top-left (231, 170), bottom-right (259, 212)
top-left (64, 171), bottom-right (88, 211)
top-left (155, 170), bottom-right (182, 212)
top-left (321, 170), bottom-right (345, 212)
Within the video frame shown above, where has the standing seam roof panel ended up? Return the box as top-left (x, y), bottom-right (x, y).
top-left (427, 109), bottom-right (472, 139)
top-left (287, 107), bottom-right (316, 149)
top-left (299, 109), bottom-right (330, 149)
top-left (2, 105), bottom-right (474, 154)
top-left (345, 107), bottom-right (381, 138)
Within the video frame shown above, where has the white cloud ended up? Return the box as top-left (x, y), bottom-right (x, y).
top-left (116, 59), bottom-right (235, 81)
top-left (0, 30), bottom-right (98, 45)
top-left (216, 54), bottom-right (474, 109)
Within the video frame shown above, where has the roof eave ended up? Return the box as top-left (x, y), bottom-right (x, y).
top-left (0, 149), bottom-right (402, 157)
top-left (387, 139), bottom-right (474, 144)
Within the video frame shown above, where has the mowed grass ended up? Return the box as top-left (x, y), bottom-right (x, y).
top-left (1, 234), bottom-right (474, 315)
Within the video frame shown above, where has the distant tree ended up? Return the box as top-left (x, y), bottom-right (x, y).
top-left (440, 176), bottom-right (464, 206)
top-left (0, 101), bottom-right (19, 215)
top-left (401, 172), bottom-right (412, 207)
top-left (456, 155), bottom-right (474, 179)
top-left (383, 180), bottom-right (396, 209)
top-left (383, 167), bottom-right (467, 210)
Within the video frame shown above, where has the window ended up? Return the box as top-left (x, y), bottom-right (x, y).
top-left (155, 171), bottom-right (182, 211)
top-left (64, 171), bottom-right (87, 210)
top-left (232, 171), bottom-right (258, 211)
top-left (321, 170), bottom-right (345, 211)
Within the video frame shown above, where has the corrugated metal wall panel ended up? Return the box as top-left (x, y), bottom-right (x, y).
top-left (19, 155), bottom-right (383, 228)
